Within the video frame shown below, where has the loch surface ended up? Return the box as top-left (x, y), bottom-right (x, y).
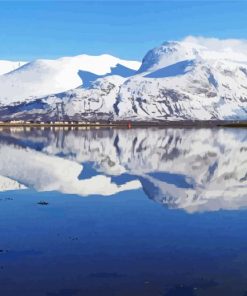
top-left (1, 127), bottom-right (247, 296)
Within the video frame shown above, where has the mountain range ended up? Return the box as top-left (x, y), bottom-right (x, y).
top-left (1, 38), bottom-right (247, 122)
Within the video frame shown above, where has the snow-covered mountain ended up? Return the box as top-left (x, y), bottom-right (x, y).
top-left (117, 40), bottom-right (247, 120)
top-left (0, 54), bottom-right (140, 106)
top-left (1, 38), bottom-right (247, 121)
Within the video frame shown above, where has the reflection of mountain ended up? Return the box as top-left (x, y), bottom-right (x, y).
top-left (0, 128), bottom-right (246, 212)
top-left (0, 175), bottom-right (26, 191)
top-left (0, 140), bottom-right (140, 196)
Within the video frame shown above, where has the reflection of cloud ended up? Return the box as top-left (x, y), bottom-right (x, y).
top-left (0, 128), bottom-right (247, 212)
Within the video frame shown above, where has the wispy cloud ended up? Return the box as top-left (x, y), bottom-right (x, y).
top-left (183, 36), bottom-right (247, 54)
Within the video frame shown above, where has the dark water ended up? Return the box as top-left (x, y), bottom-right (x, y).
top-left (0, 127), bottom-right (247, 296)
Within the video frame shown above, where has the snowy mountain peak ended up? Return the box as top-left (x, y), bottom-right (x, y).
top-left (138, 39), bottom-right (247, 74)
top-left (138, 40), bottom-right (203, 73)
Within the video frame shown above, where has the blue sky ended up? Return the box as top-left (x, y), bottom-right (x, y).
top-left (0, 1), bottom-right (247, 61)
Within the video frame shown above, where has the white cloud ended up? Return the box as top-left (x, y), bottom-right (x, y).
top-left (182, 36), bottom-right (247, 54)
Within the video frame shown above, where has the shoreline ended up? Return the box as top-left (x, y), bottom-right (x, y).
top-left (0, 121), bottom-right (247, 128)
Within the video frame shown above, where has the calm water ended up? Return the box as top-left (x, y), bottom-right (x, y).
top-left (0, 127), bottom-right (247, 296)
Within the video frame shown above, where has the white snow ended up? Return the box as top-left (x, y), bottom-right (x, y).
top-left (0, 54), bottom-right (140, 105)
top-left (1, 38), bottom-right (247, 121)
top-left (0, 60), bottom-right (27, 75)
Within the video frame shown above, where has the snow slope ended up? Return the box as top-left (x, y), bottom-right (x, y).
top-left (0, 60), bottom-right (27, 75)
top-left (116, 41), bottom-right (247, 120)
top-left (117, 58), bottom-right (247, 120)
top-left (0, 54), bottom-right (140, 106)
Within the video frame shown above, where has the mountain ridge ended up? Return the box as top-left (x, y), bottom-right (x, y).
top-left (0, 54), bottom-right (140, 106)
top-left (1, 38), bottom-right (247, 122)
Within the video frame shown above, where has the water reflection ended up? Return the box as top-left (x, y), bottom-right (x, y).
top-left (0, 127), bottom-right (246, 212)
